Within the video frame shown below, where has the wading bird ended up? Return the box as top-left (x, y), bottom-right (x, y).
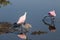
top-left (42, 10), bottom-right (56, 32)
top-left (17, 12), bottom-right (27, 24)
top-left (0, 12), bottom-right (32, 39)
top-left (12, 12), bottom-right (27, 32)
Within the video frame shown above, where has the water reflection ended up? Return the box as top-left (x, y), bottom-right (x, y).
top-left (0, 12), bottom-right (32, 40)
top-left (0, 22), bottom-right (32, 40)
top-left (31, 30), bottom-right (47, 35)
top-left (0, 22), bottom-right (31, 33)
top-left (0, 0), bottom-right (10, 8)
top-left (19, 23), bottom-right (32, 40)
top-left (18, 33), bottom-right (31, 40)
top-left (0, 22), bottom-right (13, 34)
top-left (42, 16), bottom-right (56, 32)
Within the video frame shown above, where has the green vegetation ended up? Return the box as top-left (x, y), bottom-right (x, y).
top-left (0, 0), bottom-right (10, 8)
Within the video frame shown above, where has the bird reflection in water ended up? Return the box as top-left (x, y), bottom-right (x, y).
top-left (42, 10), bottom-right (56, 32)
top-left (48, 25), bottom-right (56, 32)
top-left (18, 33), bottom-right (31, 40)
top-left (17, 23), bottom-right (32, 40)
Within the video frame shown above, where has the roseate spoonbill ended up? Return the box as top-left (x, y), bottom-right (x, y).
top-left (42, 10), bottom-right (56, 32)
top-left (48, 25), bottom-right (56, 32)
top-left (12, 12), bottom-right (28, 33)
top-left (12, 12), bottom-right (27, 31)
top-left (17, 12), bottom-right (27, 24)
top-left (48, 10), bottom-right (56, 17)
top-left (0, 12), bottom-right (31, 34)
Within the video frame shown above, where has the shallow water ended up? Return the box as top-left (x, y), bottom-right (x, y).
top-left (0, 0), bottom-right (60, 40)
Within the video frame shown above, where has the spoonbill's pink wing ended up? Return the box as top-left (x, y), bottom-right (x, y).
top-left (17, 12), bottom-right (27, 24)
top-left (48, 10), bottom-right (56, 17)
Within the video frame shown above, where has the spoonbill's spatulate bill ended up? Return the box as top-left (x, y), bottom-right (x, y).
top-left (17, 12), bottom-right (27, 24)
top-left (48, 10), bottom-right (56, 17)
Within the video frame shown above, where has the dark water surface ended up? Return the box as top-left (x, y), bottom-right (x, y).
top-left (0, 0), bottom-right (60, 40)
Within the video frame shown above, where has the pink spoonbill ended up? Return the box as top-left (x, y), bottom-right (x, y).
top-left (48, 10), bottom-right (56, 17)
top-left (17, 12), bottom-right (27, 24)
top-left (42, 10), bottom-right (56, 32)
top-left (0, 12), bottom-right (27, 34)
